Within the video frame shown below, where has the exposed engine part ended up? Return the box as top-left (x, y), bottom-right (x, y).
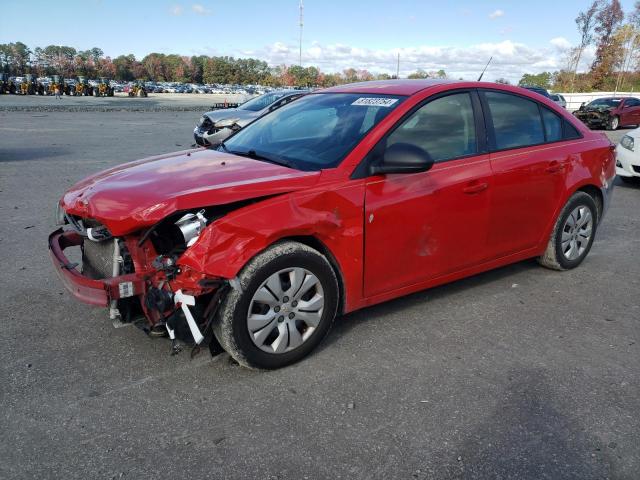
top-left (87, 226), bottom-right (112, 242)
top-left (144, 287), bottom-right (174, 313)
top-left (175, 210), bottom-right (207, 247)
top-left (66, 215), bottom-right (113, 241)
top-left (152, 254), bottom-right (179, 279)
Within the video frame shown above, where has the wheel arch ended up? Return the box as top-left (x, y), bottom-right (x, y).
top-left (269, 235), bottom-right (347, 315)
top-left (575, 184), bottom-right (603, 223)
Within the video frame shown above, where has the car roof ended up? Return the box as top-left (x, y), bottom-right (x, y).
top-left (318, 79), bottom-right (463, 96)
top-left (274, 89), bottom-right (308, 95)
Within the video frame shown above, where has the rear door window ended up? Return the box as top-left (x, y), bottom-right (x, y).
top-left (541, 107), bottom-right (563, 142)
top-left (484, 91), bottom-right (544, 150)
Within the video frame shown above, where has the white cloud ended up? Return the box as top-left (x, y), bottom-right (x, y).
top-left (489, 9), bottom-right (504, 19)
top-left (235, 39), bottom-right (574, 84)
top-left (550, 37), bottom-right (572, 49)
top-left (192, 3), bottom-right (212, 15)
top-left (170, 4), bottom-right (183, 15)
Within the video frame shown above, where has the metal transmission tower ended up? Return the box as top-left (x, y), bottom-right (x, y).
top-left (299, 0), bottom-right (304, 66)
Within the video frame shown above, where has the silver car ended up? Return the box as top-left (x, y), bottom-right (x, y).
top-left (550, 93), bottom-right (567, 109)
top-left (194, 90), bottom-right (307, 147)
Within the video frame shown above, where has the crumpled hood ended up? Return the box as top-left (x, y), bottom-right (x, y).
top-left (581, 105), bottom-right (615, 113)
top-left (203, 108), bottom-right (260, 125)
top-left (62, 148), bottom-right (320, 235)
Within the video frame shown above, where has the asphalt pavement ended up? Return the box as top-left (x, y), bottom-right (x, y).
top-left (1, 108), bottom-right (639, 480)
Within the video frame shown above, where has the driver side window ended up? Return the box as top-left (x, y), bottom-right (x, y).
top-left (386, 92), bottom-right (477, 162)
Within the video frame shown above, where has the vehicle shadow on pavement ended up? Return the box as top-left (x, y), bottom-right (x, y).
top-left (326, 260), bottom-right (538, 348)
top-left (433, 368), bottom-right (614, 479)
top-left (615, 177), bottom-right (640, 189)
top-left (0, 146), bottom-right (71, 162)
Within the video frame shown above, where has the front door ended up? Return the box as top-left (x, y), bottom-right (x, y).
top-left (363, 91), bottom-right (492, 298)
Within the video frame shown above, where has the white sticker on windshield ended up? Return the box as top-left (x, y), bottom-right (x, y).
top-left (351, 97), bottom-right (398, 107)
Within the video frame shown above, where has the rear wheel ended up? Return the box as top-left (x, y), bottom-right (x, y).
top-left (213, 241), bottom-right (339, 369)
top-left (538, 191), bottom-right (598, 271)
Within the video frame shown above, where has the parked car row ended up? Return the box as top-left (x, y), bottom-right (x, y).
top-left (109, 81), bottom-right (281, 96)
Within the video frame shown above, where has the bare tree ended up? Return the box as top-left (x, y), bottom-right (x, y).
top-left (591, 0), bottom-right (625, 88)
top-left (571, 1), bottom-right (600, 91)
top-left (614, 2), bottom-right (640, 92)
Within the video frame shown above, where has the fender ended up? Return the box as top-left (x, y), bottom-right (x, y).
top-left (178, 178), bottom-right (367, 313)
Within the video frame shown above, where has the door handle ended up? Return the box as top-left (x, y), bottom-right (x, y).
top-left (545, 161), bottom-right (565, 173)
top-left (462, 181), bottom-right (488, 194)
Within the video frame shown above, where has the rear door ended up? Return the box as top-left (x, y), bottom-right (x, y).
top-left (480, 90), bottom-right (571, 257)
top-left (363, 90), bottom-right (492, 297)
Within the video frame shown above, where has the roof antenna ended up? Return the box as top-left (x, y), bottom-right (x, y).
top-left (477, 56), bottom-right (493, 81)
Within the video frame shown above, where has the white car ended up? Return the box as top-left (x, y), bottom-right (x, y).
top-left (616, 129), bottom-right (640, 184)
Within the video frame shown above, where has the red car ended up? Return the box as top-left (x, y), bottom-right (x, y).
top-left (50, 80), bottom-right (616, 369)
top-left (574, 96), bottom-right (640, 130)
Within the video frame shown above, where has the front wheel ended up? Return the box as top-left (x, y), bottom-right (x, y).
top-left (607, 115), bottom-right (620, 130)
top-left (213, 241), bottom-right (339, 369)
top-left (538, 191), bottom-right (598, 271)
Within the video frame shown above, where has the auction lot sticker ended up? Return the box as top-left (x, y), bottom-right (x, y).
top-left (352, 97), bottom-right (398, 107)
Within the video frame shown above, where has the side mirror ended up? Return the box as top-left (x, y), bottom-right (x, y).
top-left (370, 143), bottom-right (434, 175)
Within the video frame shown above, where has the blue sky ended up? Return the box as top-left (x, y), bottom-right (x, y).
top-left (1, 0), bottom-right (638, 81)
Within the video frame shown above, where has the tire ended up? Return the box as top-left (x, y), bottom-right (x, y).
top-left (213, 241), bottom-right (339, 369)
top-left (607, 115), bottom-right (619, 130)
top-left (538, 191), bottom-right (598, 271)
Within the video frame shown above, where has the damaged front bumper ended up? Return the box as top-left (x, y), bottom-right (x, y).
top-left (193, 125), bottom-right (236, 147)
top-left (49, 227), bottom-right (229, 355)
top-left (48, 229), bottom-right (146, 306)
top-left (574, 110), bottom-right (611, 128)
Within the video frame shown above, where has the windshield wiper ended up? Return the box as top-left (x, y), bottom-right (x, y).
top-left (228, 149), bottom-right (294, 169)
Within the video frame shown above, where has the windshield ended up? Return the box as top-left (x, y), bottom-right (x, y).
top-left (238, 91), bottom-right (291, 112)
top-left (221, 93), bottom-right (404, 171)
top-left (588, 98), bottom-right (621, 107)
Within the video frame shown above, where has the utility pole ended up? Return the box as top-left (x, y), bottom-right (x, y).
top-left (299, 0), bottom-right (304, 66)
top-left (396, 52), bottom-right (400, 79)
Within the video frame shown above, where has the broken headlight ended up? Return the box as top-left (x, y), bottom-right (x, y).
top-left (620, 135), bottom-right (634, 152)
top-left (146, 209), bottom-right (215, 256)
top-left (175, 210), bottom-right (207, 247)
top-left (55, 201), bottom-right (67, 226)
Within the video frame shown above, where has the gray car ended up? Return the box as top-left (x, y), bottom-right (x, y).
top-left (194, 89), bottom-right (307, 147)
top-left (550, 93), bottom-right (567, 109)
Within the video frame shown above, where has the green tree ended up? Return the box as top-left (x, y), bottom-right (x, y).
top-left (518, 72), bottom-right (553, 88)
